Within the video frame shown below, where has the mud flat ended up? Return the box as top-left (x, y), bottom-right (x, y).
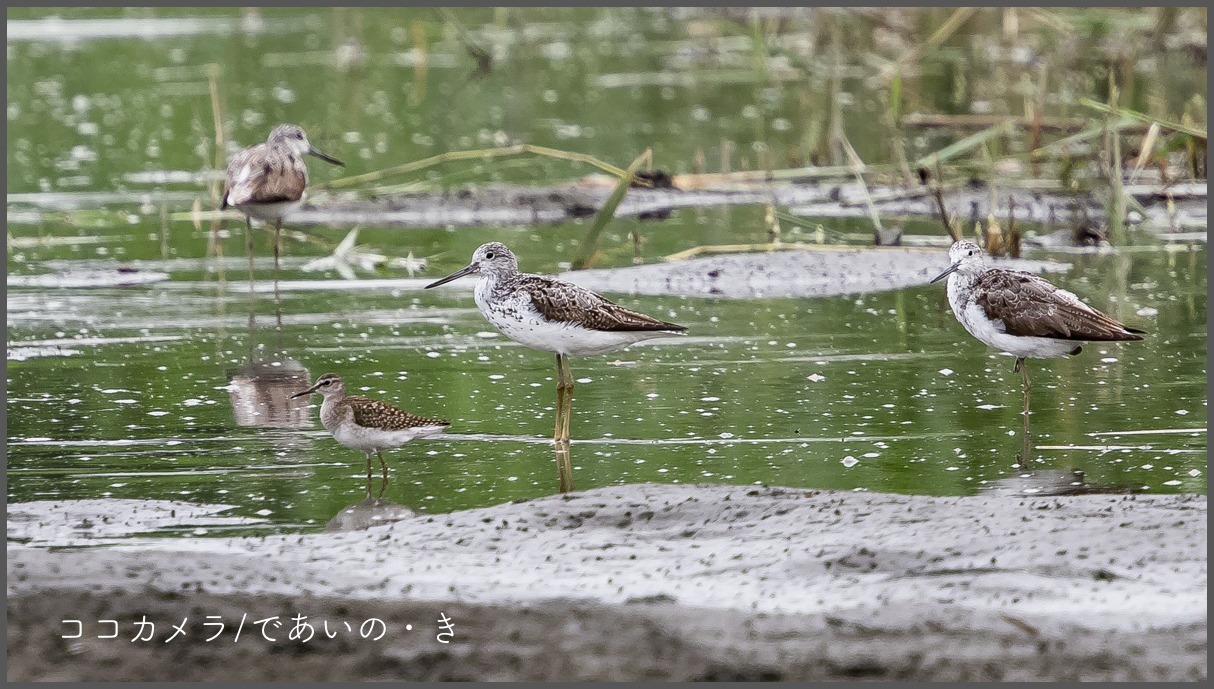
top-left (286, 178), bottom-right (1207, 234)
top-left (559, 248), bottom-right (1066, 299)
top-left (6, 484), bottom-right (1207, 681)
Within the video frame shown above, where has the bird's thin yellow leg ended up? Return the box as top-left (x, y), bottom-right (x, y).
top-left (553, 354), bottom-right (566, 448)
top-left (1019, 358), bottom-right (1032, 467)
top-left (560, 354), bottom-right (575, 446)
top-left (272, 219), bottom-right (283, 278)
top-left (555, 444), bottom-right (575, 493)
top-left (554, 354), bottom-right (575, 493)
top-left (245, 216), bottom-right (255, 274)
top-left (364, 453), bottom-right (374, 497)
top-left (272, 220), bottom-right (284, 331)
top-left (245, 216), bottom-right (257, 331)
top-left (377, 451), bottom-right (389, 498)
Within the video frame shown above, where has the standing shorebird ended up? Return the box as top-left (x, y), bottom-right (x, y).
top-left (930, 240), bottom-right (1145, 457)
top-left (424, 242), bottom-right (686, 490)
top-left (291, 373), bottom-right (450, 497)
top-left (221, 124), bottom-right (344, 281)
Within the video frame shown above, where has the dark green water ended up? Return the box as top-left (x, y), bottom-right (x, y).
top-left (7, 8), bottom-right (1207, 533)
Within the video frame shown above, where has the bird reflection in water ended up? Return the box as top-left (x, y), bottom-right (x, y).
top-left (983, 468), bottom-right (1141, 497)
top-left (223, 248), bottom-right (312, 429)
top-left (226, 360), bottom-right (313, 428)
top-left (323, 495), bottom-right (417, 532)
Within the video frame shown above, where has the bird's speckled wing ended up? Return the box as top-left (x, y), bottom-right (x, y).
top-left (518, 274), bottom-right (687, 333)
top-left (347, 396), bottom-right (450, 431)
top-left (974, 270), bottom-right (1144, 341)
top-left (221, 145), bottom-right (306, 208)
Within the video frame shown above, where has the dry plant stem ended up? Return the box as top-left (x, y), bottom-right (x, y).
top-left (1078, 98), bottom-right (1207, 139)
top-left (839, 133), bottom-right (884, 237)
top-left (1007, 195), bottom-right (1021, 258)
top-left (316, 145), bottom-right (631, 191)
top-left (901, 112), bottom-right (1146, 134)
top-left (878, 7), bottom-right (977, 85)
top-left (1130, 122), bottom-right (1162, 184)
top-left (1105, 80), bottom-right (1128, 245)
top-left (572, 149), bottom-right (650, 269)
top-left (929, 172), bottom-right (959, 242)
top-left (828, 17), bottom-right (844, 165)
top-left (159, 202), bottom-right (170, 260)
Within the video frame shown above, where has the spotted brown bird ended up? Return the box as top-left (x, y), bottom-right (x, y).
top-left (291, 373), bottom-right (449, 497)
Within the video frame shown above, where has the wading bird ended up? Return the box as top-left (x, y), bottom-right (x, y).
top-left (425, 242), bottom-right (686, 491)
top-left (292, 373), bottom-right (449, 497)
top-left (930, 240), bottom-right (1145, 458)
top-left (221, 124), bottom-right (344, 281)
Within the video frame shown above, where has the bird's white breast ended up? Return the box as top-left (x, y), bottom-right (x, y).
top-left (231, 199), bottom-right (303, 224)
top-left (331, 422), bottom-right (444, 454)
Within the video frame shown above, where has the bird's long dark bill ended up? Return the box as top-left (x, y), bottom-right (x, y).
top-left (290, 383), bottom-right (322, 399)
top-left (424, 263), bottom-right (478, 289)
top-left (308, 147), bottom-right (345, 167)
top-left (929, 263), bottom-right (959, 284)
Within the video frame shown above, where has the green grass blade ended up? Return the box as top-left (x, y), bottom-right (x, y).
top-left (914, 119), bottom-right (1017, 169)
top-left (1078, 98), bottom-right (1207, 140)
top-left (571, 149), bottom-right (651, 270)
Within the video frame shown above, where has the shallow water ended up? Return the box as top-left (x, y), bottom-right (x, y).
top-left (6, 8), bottom-right (1208, 535)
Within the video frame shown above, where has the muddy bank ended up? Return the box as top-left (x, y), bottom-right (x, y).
top-left (7, 484), bottom-right (1206, 681)
top-left (559, 247), bottom-right (1066, 298)
top-left (289, 178), bottom-right (1206, 234)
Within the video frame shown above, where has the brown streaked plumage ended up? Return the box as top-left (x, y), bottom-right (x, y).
top-left (931, 240), bottom-right (1144, 367)
top-left (347, 396), bottom-right (450, 431)
top-left (972, 268), bottom-right (1147, 344)
top-left (424, 241), bottom-right (687, 356)
top-left (521, 273), bottom-right (686, 333)
top-left (221, 145), bottom-right (308, 209)
top-left (221, 124), bottom-right (344, 280)
top-left (291, 373), bottom-right (449, 497)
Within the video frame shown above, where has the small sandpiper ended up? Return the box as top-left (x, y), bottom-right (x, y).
top-left (930, 239), bottom-right (1145, 445)
top-left (221, 124), bottom-right (344, 278)
top-left (424, 242), bottom-right (686, 488)
top-left (291, 373), bottom-right (449, 497)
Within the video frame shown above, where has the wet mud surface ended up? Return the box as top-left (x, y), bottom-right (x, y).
top-left (291, 177), bottom-right (1207, 234)
top-left (8, 484), bottom-right (1207, 681)
top-left (559, 247), bottom-right (1066, 298)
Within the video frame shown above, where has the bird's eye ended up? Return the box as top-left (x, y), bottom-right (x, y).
top-left (295, 133), bottom-right (304, 139)
top-left (320, 380), bottom-right (330, 385)
top-left (485, 251), bottom-right (496, 259)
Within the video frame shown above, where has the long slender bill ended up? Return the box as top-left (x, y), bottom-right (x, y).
top-left (424, 263), bottom-right (479, 289)
top-left (929, 262), bottom-right (960, 284)
top-left (290, 382), bottom-right (324, 399)
top-left (308, 147), bottom-right (345, 167)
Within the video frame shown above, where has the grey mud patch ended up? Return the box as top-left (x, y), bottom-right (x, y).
top-left (6, 483), bottom-right (1206, 680)
top-left (559, 248), bottom-right (1067, 298)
